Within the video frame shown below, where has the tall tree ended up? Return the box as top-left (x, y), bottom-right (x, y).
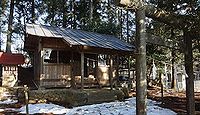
top-left (184, 30), bottom-right (195, 114)
top-left (0, 0), bottom-right (2, 51)
top-left (90, 0), bottom-right (94, 20)
top-left (115, 0), bottom-right (200, 114)
top-left (0, 0), bottom-right (8, 43)
top-left (31, 0), bottom-right (35, 23)
top-left (62, 0), bottom-right (67, 28)
top-left (6, 0), bottom-right (14, 53)
top-left (0, 0), bottom-right (2, 86)
top-left (135, 0), bottom-right (147, 114)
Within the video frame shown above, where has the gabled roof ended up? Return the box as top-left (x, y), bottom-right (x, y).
top-left (26, 23), bottom-right (134, 52)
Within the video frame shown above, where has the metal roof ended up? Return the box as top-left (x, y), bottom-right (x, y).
top-left (26, 23), bottom-right (135, 52)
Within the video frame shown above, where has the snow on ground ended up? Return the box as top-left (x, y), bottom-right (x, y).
top-left (18, 97), bottom-right (176, 115)
top-left (0, 98), bottom-right (18, 104)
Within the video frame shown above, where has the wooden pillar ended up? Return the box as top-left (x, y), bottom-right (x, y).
top-left (33, 51), bottom-right (37, 85)
top-left (128, 56), bottom-right (131, 79)
top-left (159, 73), bottom-right (164, 105)
top-left (128, 56), bottom-right (131, 90)
top-left (116, 55), bottom-right (119, 79)
top-left (38, 38), bottom-right (42, 88)
top-left (94, 54), bottom-right (101, 88)
top-left (70, 51), bottom-right (76, 89)
top-left (81, 52), bottom-right (84, 90)
top-left (109, 55), bottom-right (113, 90)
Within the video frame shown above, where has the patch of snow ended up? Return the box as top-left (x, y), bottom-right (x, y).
top-left (19, 103), bottom-right (69, 114)
top-left (0, 98), bottom-right (18, 104)
top-left (18, 97), bottom-right (176, 115)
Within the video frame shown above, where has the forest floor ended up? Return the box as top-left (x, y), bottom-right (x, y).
top-left (131, 86), bottom-right (200, 115)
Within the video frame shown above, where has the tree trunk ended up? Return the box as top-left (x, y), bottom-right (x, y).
top-left (31, 0), bottom-right (35, 23)
top-left (6, 0), bottom-right (14, 53)
top-left (115, 1), bottom-right (196, 114)
top-left (90, 0), bottom-right (93, 20)
top-left (72, 0), bottom-right (76, 29)
top-left (0, 0), bottom-right (2, 86)
top-left (171, 49), bottom-right (175, 89)
top-left (184, 31), bottom-right (195, 115)
top-left (135, 0), bottom-right (147, 115)
top-left (171, 29), bottom-right (175, 89)
top-left (0, 0), bottom-right (2, 51)
top-left (62, 0), bottom-right (67, 28)
top-left (126, 10), bottom-right (129, 43)
top-left (118, 9), bottom-right (123, 39)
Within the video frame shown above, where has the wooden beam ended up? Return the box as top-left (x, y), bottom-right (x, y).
top-left (81, 52), bottom-right (84, 90)
top-left (80, 46), bottom-right (134, 56)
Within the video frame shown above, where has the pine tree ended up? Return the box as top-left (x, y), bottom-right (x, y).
top-left (6, 0), bottom-right (14, 53)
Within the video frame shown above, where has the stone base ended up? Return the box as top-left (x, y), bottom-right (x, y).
top-left (26, 88), bottom-right (125, 107)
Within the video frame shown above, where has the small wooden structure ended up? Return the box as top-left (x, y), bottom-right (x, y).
top-left (0, 52), bottom-right (24, 87)
top-left (24, 23), bottom-right (135, 89)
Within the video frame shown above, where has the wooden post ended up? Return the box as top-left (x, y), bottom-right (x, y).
top-left (135, 1), bottom-right (147, 115)
top-left (94, 54), bottom-right (101, 88)
top-left (159, 73), bottom-right (164, 105)
top-left (128, 56), bottom-right (131, 90)
top-left (38, 38), bottom-right (42, 88)
top-left (128, 56), bottom-right (131, 79)
top-left (116, 55), bottom-right (119, 80)
top-left (109, 55), bottom-right (113, 90)
top-left (81, 52), bottom-right (84, 90)
top-left (24, 85), bottom-right (29, 115)
top-left (70, 51), bottom-right (75, 88)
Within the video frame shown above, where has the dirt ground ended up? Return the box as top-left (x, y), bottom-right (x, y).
top-left (131, 86), bottom-right (200, 115)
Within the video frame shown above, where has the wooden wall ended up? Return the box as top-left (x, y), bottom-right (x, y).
top-left (40, 64), bottom-right (71, 88)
